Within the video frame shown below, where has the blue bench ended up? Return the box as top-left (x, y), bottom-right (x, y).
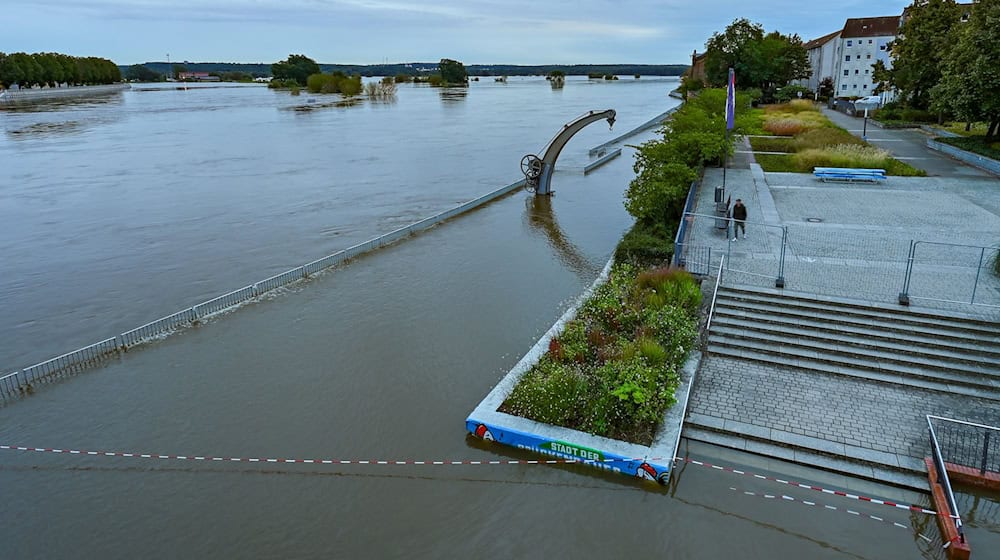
top-left (813, 167), bottom-right (887, 183)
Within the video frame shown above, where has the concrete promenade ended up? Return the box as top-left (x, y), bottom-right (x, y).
top-left (682, 136), bottom-right (1000, 488)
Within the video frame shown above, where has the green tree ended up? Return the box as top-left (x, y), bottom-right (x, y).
top-left (126, 64), bottom-right (163, 82)
top-left (172, 64), bottom-right (187, 80)
top-left (626, 89), bottom-right (751, 227)
top-left (271, 54), bottom-right (320, 86)
top-left (704, 19), bottom-right (810, 96)
top-left (931, 0), bottom-right (1000, 139)
top-left (888, 0), bottom-right (963, 109)
top-left (438, 58), bottom-right (468, 85)
top-left (703, 18), bottom-right (764, 87)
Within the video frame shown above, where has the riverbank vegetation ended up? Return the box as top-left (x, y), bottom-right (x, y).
top-left (501, 88), bottom-right (752, 444)
top-left (0, 52), bottom-right (121, 88)
top-left (748, 101), bottom-right (926, 175)
top-left (271, 54), bottom-right (320, 86)
top-left (620, 89), bottom-right (754, 261)
top-left (306, 72), bottom-right (362, 95)
top-left (500, 264), bottom-right (700, 445)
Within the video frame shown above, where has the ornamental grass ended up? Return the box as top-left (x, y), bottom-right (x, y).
top-left (500, 264), bottom-right (700, 446)
top-left (794, 144), bottom-right (893, 170)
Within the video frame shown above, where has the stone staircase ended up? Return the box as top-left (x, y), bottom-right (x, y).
top-left (684, 286), bottom-right (1000, 489)
top-left (706, 286), bottom-right (1000, 400)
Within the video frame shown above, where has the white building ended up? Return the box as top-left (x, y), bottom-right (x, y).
top-left (799, 30), bottom-right (841, 95)
top-left (833, 16), bottom-right (900, 101)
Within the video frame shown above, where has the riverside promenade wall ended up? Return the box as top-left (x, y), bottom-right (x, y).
top-left (0, 84), bottom-right (129, 103)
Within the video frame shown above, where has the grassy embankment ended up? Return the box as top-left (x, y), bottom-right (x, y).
top-left (930, 122), bottom-right (1000, 161)
top-left (746, 100), bottom-right (926, 176)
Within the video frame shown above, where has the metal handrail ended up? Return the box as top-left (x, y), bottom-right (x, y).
top-left (705, 255), bottom-right (726, 336)
top-left (927, 415), bottom-right (965, 544)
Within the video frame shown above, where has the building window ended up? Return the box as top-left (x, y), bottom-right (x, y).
top-left (863, 84), bottom-right (868, 89)
top-left (844, 70), bottom-right (849, 76)
top-left (865, 69), bottom-right (869, 74)
top-left (846, 55), bottom-right (851, 61)
top-left (842, 84), bottom-right (848, 90)
top-left (868, 39), bottom-right (873, 44)
top-left (880, 45), bottom-right (886, 50)
top-left (853, 84), bottom-right (858, 89)
top-left (855, 69), bottom-right (860, 74)
top-left (847, 40), bottom-right (853, 46)
top-left (867, 54), bottom-right (871, 59)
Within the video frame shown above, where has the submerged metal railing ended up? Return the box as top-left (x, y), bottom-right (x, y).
top-left (927, 415), bottom-right (970, 545)
top-left (0, 177), bottom-right (528, 402)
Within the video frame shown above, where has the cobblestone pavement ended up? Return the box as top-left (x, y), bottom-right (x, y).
top-left (683, 165), bottom-right (1000, 317)
top-left (683, 146), bottom-right (1000, 470)
top-left (690, 356), bottom-right (1000, 461)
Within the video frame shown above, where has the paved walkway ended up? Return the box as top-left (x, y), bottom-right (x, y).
top-left (821, 107), bottom-right (993, 178)
top-left (683, 139), bottom-right (1000, 482)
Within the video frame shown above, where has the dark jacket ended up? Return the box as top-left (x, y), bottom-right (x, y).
top-left (732, 203), bottom-right (747, 221)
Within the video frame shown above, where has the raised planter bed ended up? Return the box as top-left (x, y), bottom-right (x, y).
top-left (465, 258), bottom-right (702, 484)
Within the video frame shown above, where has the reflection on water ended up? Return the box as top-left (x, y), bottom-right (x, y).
top-left (438, 87), bottom-right (468, 103)
top-left (524, 194), bottom-right (594, 277)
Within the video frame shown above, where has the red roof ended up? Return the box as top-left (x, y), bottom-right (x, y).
top-left (841, 16), bottom-right (901, 38)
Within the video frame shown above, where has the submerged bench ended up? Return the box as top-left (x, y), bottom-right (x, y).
top-left (813, 167), bottom-right (887, 183)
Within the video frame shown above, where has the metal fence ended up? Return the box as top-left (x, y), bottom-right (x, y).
top-left (928, 415), bottom-right (1000, 476)
top-left (679, 207), bottom-right (999, 311)
top-left (899, 241), bottom-right (1000, 308)
top-left (1, 177), bottom-right (527, 402)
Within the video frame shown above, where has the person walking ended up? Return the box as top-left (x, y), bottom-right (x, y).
top-left (731, 198), bottom-right (747, 241)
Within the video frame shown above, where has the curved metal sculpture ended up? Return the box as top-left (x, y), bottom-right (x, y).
top-left (522, 109), bottom-right (616, 195)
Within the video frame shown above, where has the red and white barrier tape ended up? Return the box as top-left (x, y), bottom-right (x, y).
top-left (676, 457), bottom-right (940, 517)
top-left (0, 444), bottom-right (941, 519)
top-left (728, 486), bottom-right (934, 541)
top-left (0, 444), bottom-right (642, 466)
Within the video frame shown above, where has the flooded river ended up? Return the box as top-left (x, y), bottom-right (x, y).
top-left (0, 78), bottom-right (951, 558)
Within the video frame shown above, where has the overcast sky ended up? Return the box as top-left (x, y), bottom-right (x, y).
top-left (3, 0), bottom-right (916, 66)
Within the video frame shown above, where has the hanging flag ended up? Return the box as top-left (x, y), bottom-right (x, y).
top-left (726, 67), bottom-right (736, 131)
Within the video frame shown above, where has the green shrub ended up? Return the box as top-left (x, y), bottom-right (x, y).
top-left (637, 338), bottom-right (667, 365)
top-left (899, 108), bottom-right (934, 123)
top-left (394, 74), bottom-right (413, 83)
top-left (614, 221), bottom-right (674, 265)
top-left (502, 357), bottom-right (590, 425)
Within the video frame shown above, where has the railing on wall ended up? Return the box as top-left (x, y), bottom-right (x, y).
top-left (0, 178), bottom-right (527, 402)
top-left (928, 415), bottom-right (1000, 477)
top-left (927, 416), bottom-right (972, 546)
top-left (672, 181), bottom-right (700, 269)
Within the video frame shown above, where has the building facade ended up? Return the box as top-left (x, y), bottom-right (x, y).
top-left (833, 16), bottom-right (900, 100)
top-left (800, 30), bottom-right (841, 95)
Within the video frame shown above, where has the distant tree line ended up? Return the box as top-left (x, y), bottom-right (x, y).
top-left (122, 61), bottom-right (690, 79)
top-left (0, 52), bottom-right (121, 88)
